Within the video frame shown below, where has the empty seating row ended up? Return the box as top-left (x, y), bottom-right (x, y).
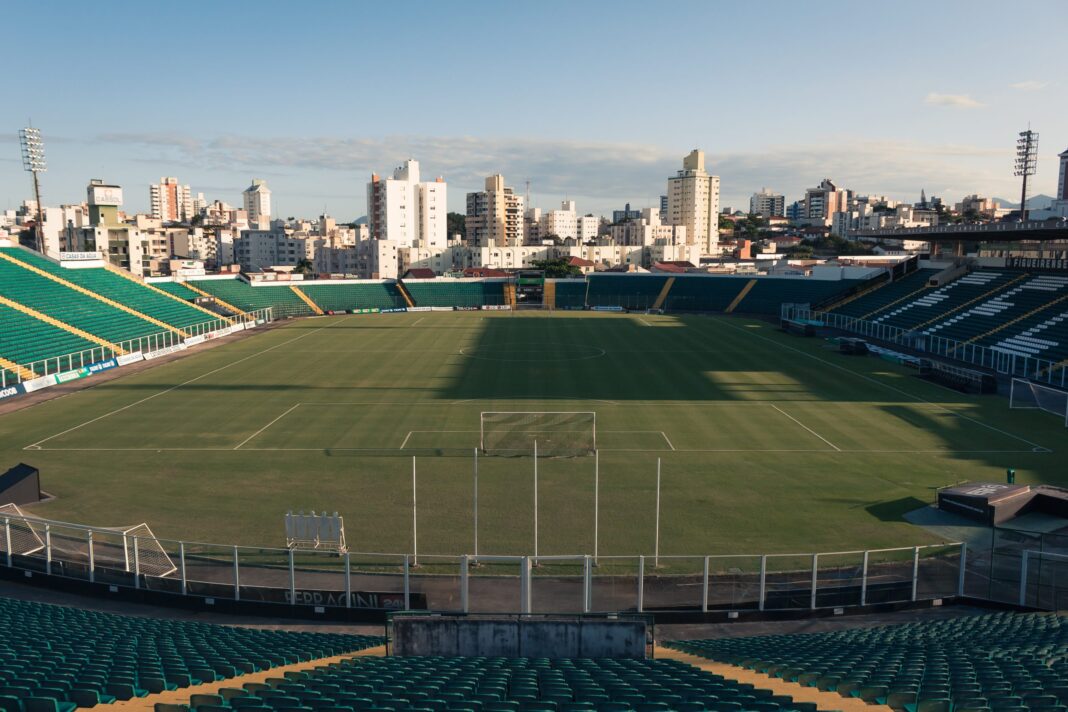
top-left (663, 277), bottom-right (747, 313)
top-left (670, 611), bottom-right (1068, 712)
top-left (0, 303), bottom-right (99, 378)
top-left (299, 284), bottom-right (406, 312)
top-left (171, 655), bottom-right (812, 712)
top-left (552, 281), bottom-right (588, 309)
top-left (0, 596), bottom-right (380, 711)
top-left (0, 249), bottom-right (213, 330)
top-left (923, 275), bottom-right (1068, 343)
top-left (737, 278), bottom-right (863, 316)
top-left (0, 259), bottom-right (164, 347)
top-left (404, 281), bottom-right (507, 309)
top-left (186, 280), bottom-right (314, 319)
top-left (831, 269), bottom-right (939, 320)
top-left (871, 270), bottom-right (1021, 331)
top-left (586, 276), bottom-right (670, 310)
top-left (153, 282), bottom-right (205, 300)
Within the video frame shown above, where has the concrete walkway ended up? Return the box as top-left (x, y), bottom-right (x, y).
top-left (655, 646), bottom-right (890, 712)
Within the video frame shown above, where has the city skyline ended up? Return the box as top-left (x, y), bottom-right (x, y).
top-left (2, 0), bottom-right (1066, 219)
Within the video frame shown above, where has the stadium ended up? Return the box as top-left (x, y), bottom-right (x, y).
top-left (3, 239), bottom-right (1068, 711)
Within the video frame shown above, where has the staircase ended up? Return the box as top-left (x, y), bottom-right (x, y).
top-left (724, 279), bottom-right (757, 314)
top-left (290, 286), bottom-right (324, 315)
top-left (0, 356), bottom-right (36, 382)
top-left (182, 282), bottom-right (245, 317)
top-left (103, 262), bottom-right (231, 324)
top-left (0, 294), bottom-right (124, 354)
top-left (0, 250), bottom-right (187, 338)
top-left (503, 283), bottom-right (517, 309)
top-left (395, 280), bottom-right (416, 308)
top-left (543, 281), bottom-right (556, 310)
top-left (651, 277), bottom-right (675, 311)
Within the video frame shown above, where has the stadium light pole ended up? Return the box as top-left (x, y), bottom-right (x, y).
top-left (18, 126), bottom-right (46, 254)
top-left (654, 458), bottom-right (661, 568)
top-left (1015, 128), bottom-right (1039, 221)
top-left (412, 456), bottom-right (418, 567)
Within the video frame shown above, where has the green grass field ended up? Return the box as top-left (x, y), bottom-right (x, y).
top-left (0, 310), bottom-right (1063, 559)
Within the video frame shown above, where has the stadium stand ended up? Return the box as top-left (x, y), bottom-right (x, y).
top-left (153, 281), bottom-right (208, 301)
top-left (299, 282), bottom-right (406, 312)
top-left (0, 595), bottom-right (380, 707)
top-left (587, 275), bottom-right (671, 309)
top-left (925, 274), bottom-right (1068, 343)
top-left (186, 280), bottom-right (314, 319)
top-left (404, 281), bottom-right (507, 308)
top-left (870, 270), bottom-right (1024, 331)
top-left (174, 655), bottom-right (810, 712)
top-left (663, 276), bottom-right (748, 312)
top-left (985, 303), bottom-right (1068, 363)
top-left (830, 269), bottom-right (940, 320)
top-left (735, 278), bottom-right (865, 316)
top-left (0, 248), bottom-right (222, 330)
top-left (668, 612), bottom-right (1068, 712)
top-left (0, 303), bottom-right (98, 378)
top-left (553, 280), bottom-right (588, 309)
top-left (0, 256), bottom-right (168, 346)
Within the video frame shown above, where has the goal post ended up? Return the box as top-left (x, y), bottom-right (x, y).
top-left (480, 412), bottom-right (596, 456)
top-left (1010, 378), bottom-right (1068, 427)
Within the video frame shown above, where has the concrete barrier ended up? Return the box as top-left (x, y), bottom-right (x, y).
top-left (393, 616), bottom-right (647, 658)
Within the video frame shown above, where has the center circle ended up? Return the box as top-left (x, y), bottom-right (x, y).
top-left (459, 343), bottom-right (606, 362)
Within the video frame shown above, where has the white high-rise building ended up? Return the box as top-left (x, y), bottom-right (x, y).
top-left (366, 159), bottom-right (447, 248)
top-left (465, 174), bottom-right (526, 247)
top-left (749, 188), bottom-right (785, 218)
top-left (243, 179), bottom-right (272, 229)
top-left (149, 177), bottom-right (192, 222)
top-left (541, 200), bottom-right (578, 240)
top-left (666, 149), bottom-right (721, 254)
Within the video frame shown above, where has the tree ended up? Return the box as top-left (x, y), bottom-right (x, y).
top-left (447, 212), bottom-right (466, 240)
top-left (294, 258), bottom-right (314, 275)
top-left (718, 214), bottom-right (735, 231)
top-left (531, 257), bottom-right (583, 278)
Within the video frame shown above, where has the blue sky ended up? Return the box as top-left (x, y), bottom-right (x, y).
top-left (2, 0), bottom-right (1066, 220)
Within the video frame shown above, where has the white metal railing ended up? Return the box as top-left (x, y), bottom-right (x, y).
top-left (0, 510), bottom-right (966, 614)
top-left (782, 304), bottom-right (1068, 388)
top-left (1, 307), bottom-right (273, 388)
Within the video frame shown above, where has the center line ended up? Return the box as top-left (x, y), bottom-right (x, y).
top-left (770, 404), bottom-right (841, 451)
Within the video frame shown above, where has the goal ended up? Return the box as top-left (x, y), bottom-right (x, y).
top-left (480, 412), bottom-right (596, 456)
top-left (1010, 378), bottom-right (1068, 427)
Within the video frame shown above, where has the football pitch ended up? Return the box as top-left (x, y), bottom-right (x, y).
top-left (0, 310), bottom-right (1064, 558)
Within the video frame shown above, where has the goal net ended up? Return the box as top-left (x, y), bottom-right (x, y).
top-left (481, 412), bottom-right (596, 456)
top-left (1010, 378), bottom-right (1068, 427)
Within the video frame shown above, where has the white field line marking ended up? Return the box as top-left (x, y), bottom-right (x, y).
top-left (770, 404), bottom-right (841, 452)
top-left (399, 431), bottom-right (413, 449)
top-left (409, 316), bottom-right (426, 327)
top-left (639, 318), bottom-right (653, 327)
top-left (233, 404), bottom-right (301, 450)
top-left (25, 318), bottom-right (352, 450)
top-left (720, 319), bottom-right (1052, 452)
top-left (660, 432), bottom-right (676, 451)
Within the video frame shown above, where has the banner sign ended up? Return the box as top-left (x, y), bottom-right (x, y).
top-left (0, 384), bottom-right (25, 401)
top-left (454, 306), bottom-right (479, 311)
top-left (85, 358), bottom-right (118, 375)
top-left (482, 305), bottom-right (511, 311)
top-left (407, 306), bottom-right (432, 312)
top-left (143, 343), bottom-right (188, 361)
top-left (1006, 257), bottom-right (1068, 271)
top-left (430, 306), bottom-right (453, 312)
top-left (591, 305), bottom-right (624, 312)
top-left (22, 376), bottom-right (57, 393)
top-left (351, 308), bottom-right (381, 314)
top-left (59, 251), bottom-right (102, 261)
top-left (230, 322), bottom-right (247, 332)
top-left (54, 369), bottom-right (88, 384)
top-left (280, 589), bottom-right (428, 610)
top-left (380, 308), bottom-right (408, 313)
top-left (116, 353), bottom-right (144, 366)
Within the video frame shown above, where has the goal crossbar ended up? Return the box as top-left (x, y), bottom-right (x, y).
top-left (1010, 378), bottom-right (1068, 427)
top-left (480, 411), bottom-right (596, 456)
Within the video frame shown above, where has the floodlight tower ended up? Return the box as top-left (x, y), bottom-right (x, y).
top-left (1015, 128), bottom-right (1039, 221)
top-left (18, 127), bottom-right (46, 253)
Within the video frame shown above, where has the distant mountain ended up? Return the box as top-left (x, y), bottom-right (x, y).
top-left (993, 194), bottom-right (1055, 210)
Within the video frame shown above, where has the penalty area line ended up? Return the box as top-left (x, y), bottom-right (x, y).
top-left (233, 404), bottom-right (301, 450)
top-left (770, 404), bottom-right (841, 452)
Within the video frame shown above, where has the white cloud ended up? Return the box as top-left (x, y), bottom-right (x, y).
top-left (93, 133), bottom-right (1020, 216)
top-left (923, 92), bottom-right (985, 108)
top-left (1010, 80), bottom-right (1047, 91)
